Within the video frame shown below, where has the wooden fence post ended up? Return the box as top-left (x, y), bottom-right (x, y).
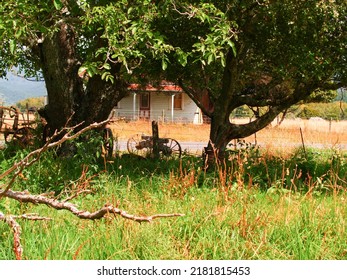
top-left (300, 127), bottom-right (307, 159)
top-left (152, 121), bottom-right (160, 159)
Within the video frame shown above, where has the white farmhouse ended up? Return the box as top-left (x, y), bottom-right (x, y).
top-left (113, 82), bottom-right (204, 124)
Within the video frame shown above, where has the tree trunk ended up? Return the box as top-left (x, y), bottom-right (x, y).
top-left (204, 102), bottom-right (287, 169)
top-left (203, 113), bottom-right (232, 169)
top-left (39, 23), bottom-right (127, 135)
top-left (39, 23), bottom-right (84, 133)
top-left (203, 49), bottom-right (238, 168)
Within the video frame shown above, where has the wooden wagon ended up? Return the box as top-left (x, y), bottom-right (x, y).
top-left (0, 106), bottom-right (38, 147)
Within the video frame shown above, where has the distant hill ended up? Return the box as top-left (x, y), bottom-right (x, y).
top-left (0, 73), bottom-right (47, 106)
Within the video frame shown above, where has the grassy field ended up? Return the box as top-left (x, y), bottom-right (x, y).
top-left (110, 119), bottom-right (347, 152)
top-left (0, 122), bottom-right (346, 260)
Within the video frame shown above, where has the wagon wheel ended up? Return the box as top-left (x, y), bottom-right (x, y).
top-left (127, 134), bottom-right (152, 157)
top-left (12, 127), bottom-right (35, 147)
top-left (102, 128), bottom-right (114, 158)
top-left (160, 138), bottom-right (182, 159)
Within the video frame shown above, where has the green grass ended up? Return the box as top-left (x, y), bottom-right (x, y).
top-left (0, 145), bottom-right (346, 260)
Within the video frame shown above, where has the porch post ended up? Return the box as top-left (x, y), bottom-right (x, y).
top-left (171, 94), bottom-right (175, 123)
top-left (133, 93), bottom-right (137, 120)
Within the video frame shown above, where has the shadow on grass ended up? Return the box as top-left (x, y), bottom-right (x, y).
top-left (1, 140), bottom-right (346, 196)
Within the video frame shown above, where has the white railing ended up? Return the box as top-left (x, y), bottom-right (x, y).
top-left (111, 109), bottom-right (206, 124)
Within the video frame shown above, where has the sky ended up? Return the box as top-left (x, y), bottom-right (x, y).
top-left (0, 72), bottom-right (47, 106)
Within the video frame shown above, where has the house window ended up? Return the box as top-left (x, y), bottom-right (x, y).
top-left (174, 93), bottom-right (183, 110)
top-left (140, 92), bottom-right (150, 109)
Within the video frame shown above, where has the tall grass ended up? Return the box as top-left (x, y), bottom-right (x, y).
top-left (0, 142), bottom-right (346, 260)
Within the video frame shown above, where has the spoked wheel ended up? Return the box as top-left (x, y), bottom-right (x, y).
top-left (102, 128), bottom-right (114, 158)
top-left (11, 127), bottom-right (35, 147)
top-left (160, 138), bottom-right (182, 159)
top-left (127, 134), bottom-right (152, 157)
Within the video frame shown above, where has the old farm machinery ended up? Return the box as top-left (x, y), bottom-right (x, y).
top-left (0, 105), bottom-right (114, 158)
top-left (0, 106), bottom-right (38, 147)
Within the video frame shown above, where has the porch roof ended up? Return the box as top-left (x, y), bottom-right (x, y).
top-left (128, 83), bottom-right (183, 93)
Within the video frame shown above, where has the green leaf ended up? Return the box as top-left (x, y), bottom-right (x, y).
top-left (9, 39), bottom-right (16, 54)
top-left (228, 41), bottom-right (237, 57)
top-left (102, 63), bottom-right (111, 70)
top-left (53, 0), bottom-right (63, 11)
top-left (176, 49), bottom-right (188, 67)
top-left (106, 75), bottom-right (114, 84)
top-left (220, 52), bottom-right (226, 67)
top-left (178, 54), bottom-right (188, 67)
top-left (78, 66), bottom-right (87, 77)
top-left (162, 58), bottom-right (168, 70)
top-left (87, 65), bottom-right (97, 77)
top-left (15, 28), bottom-right (23, 39)
top-left (207, 53), bottom-right (214, 65)
top-left (101, 72), bottom-right (107, 80)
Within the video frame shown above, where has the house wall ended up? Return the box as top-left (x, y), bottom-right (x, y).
top-left (113, 92), bottom-right (203, 124)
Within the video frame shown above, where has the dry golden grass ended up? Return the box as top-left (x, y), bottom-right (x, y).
top-left (110, 119), bottom-right (347, 152)
top-left (1, 118), bottom-right (345, 154)
top-left (247, 119), bottom-right (347, 153)
top-left (109, 120), bottom-right (210, 142)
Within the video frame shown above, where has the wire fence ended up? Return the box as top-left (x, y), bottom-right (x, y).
top-left (109, 117), bottom-right (347, 154)
top-left (0, 115), bottom-right (345, 152)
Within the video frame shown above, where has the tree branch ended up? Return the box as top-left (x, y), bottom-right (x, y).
top-left (0, 211), bottom-right (52, 260)
top-left (1, 187), bottom-right (183, 259)
top-left (0, 119), bottom-right (110, 197)
top-left (178, 79), bottom-right (214, 117)
top-left (4, 189), bottom-right (184, 222)
top-left (0, 212), bottom-right (23, 260)
top-left (0, 118), bottom-right (184, 259)
top-left (229, 105), bottom-right (286, 139)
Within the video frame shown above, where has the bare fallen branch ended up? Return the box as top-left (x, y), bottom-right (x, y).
top-left (62, 189), bottom-right (93, 202)
top-left (0, 211), bottom-right (52, 260)
top-left (58, 165), bottom-right (97, 202)
top-left (1, 188), bottom-right (183, 260)
top-left (13, 213), bottom-right (52, 221)
top-left (0, 118), bottom-right (185, 259)
top-left (0, 119), bottom-right (110, 196)
top-left (4, 189), bottom-right (184, 222)
top-left (0, 212), bottom-right (23, 260)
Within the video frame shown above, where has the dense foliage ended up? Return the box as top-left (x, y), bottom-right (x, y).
top-left (0, 1), bottom-right (174, 132)
top-left (0, 0), bottom-right (346, 154)
top-left (146, 0), bottom-right (347, 155)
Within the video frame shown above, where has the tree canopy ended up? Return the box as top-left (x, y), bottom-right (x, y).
top-left (0, 0), bottom-right (174, 132)
top-left (144, 0), bottom-right (347, 160)
top-left (0, 0), bottom-right (173, 77)
top-left (0, 0), bottom-right (346, 157)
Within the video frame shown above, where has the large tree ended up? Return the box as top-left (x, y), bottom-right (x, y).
top-left (1, 0), bottom-right (346, 158)
top-left (0, 0), bottom-right (171, 133)
top-left (147, 0), bottom-right (347, 162)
